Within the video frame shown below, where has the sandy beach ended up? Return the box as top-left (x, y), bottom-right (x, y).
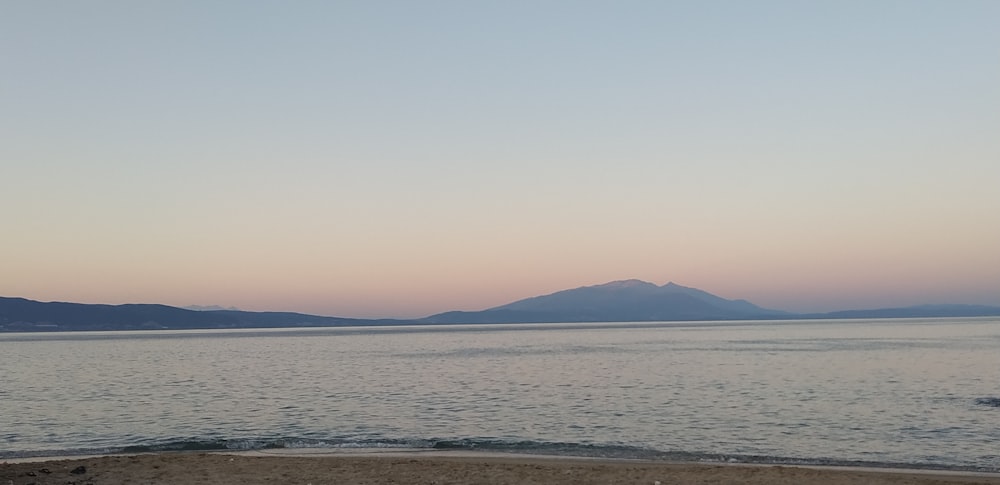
top-left (4, 451), bottom-right (1000, 485)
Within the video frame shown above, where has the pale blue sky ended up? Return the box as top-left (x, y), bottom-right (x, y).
top-left (3, 1), bottom-right (999, 317)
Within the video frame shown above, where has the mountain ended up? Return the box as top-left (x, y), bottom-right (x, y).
top-left (0, 297), bottom-right (371, 332)
top-left (421, 279), bottom-right (788, 324)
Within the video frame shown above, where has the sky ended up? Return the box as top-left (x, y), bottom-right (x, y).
top-left (2, 1), bottom-right (999, 318)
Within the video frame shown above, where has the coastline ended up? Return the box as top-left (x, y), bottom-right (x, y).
top-left (4, 450), bottom-right (1000, 485)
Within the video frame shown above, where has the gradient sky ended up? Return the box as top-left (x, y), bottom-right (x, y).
top-left (3, 1), bottom-right (999, 318)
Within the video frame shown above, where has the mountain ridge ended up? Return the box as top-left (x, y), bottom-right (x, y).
top-left (3, 279), bottom-right (1000, 331)
top-left (0, 296), bottom-right (375, 332)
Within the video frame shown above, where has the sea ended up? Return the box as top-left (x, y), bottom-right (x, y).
top-left (2, 318), bottom-right (999, 472)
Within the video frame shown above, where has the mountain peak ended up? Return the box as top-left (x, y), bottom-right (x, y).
top-left (595, 279), bottom-right (657, 289)
top-left (184, 305), bottom-right (241, 312)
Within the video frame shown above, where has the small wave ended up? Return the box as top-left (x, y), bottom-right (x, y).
top-left (430, 438), bottom-right (663, 459)
top-left (974, 397), bottom-right (1000, 407)
top-left (121, 439), bottom-right (284, 453)
top-left (3, 436), bottom-right (998, 473)
top-left (429, 440), bottom-right (999, 473)
top-left (118, 437), bottom-right (433, 454)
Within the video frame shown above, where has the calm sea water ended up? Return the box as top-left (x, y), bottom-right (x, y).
top-left (2, 318), bottom-right (999, 471)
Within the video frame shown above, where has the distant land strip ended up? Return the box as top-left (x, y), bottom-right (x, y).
top-left (3, 280), bottom-right (1000, 332)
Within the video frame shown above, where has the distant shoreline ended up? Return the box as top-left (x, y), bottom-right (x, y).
top-left (3, 314), bottom-right (1000, 333)
top-left (5, 280), bottom-right (1000, 332)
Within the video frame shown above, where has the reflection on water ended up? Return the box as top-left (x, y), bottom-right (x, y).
top-left (2, 318), bottom-right (999, 470)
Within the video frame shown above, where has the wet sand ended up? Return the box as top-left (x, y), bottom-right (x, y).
top-left (4, 451), bottom-right (1000, 485)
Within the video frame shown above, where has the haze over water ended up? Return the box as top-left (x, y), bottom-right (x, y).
top-left (4, 318), bottom-right (999, 471)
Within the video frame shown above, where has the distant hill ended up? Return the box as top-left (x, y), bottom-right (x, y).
top-left (0, 297), bottom-right (371, 332)
top-left (421, 279), bottom-right (789, 324)
top-left (803, 304), bottom-right (1000, 320)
